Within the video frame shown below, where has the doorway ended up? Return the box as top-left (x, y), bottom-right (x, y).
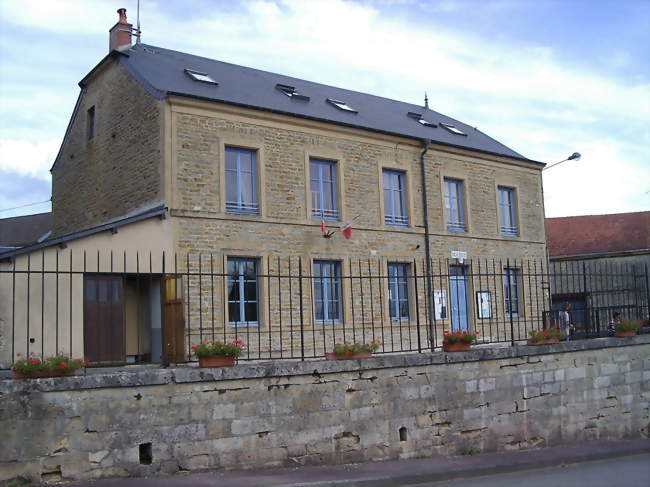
top-left (449, 265), bottom-right (469, 331)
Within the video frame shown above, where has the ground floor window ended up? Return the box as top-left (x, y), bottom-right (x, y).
top-left (388, 263), bottom-right (410, 321)
top-left (314, 260), bottom-right (342, 323)
top-left (228, 257), bottom-right (259, 326)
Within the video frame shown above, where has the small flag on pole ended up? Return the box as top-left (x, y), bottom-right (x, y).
top-left (341, 221), bottom-right (352, 239)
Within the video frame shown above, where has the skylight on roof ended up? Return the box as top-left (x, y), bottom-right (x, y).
top-left (440, 123), bottom-right (467, 136)
top-left (276, 84), bottom-right (310, 101)
top-left (326, 98), bottom-right (357, 113)
top-left (407, 112), bottom-right (436, 128)
top-left (184, 69), bottom-right (218, 85)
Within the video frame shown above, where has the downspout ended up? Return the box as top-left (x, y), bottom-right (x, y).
top-left (419, 139), bottom-right (435, 350)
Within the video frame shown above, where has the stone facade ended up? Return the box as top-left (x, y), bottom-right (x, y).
top-left (1, 338), bottom-right (648, 484)
top-left (51, 61), bottom-right (163, 237)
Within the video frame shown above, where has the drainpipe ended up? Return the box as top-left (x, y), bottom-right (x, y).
top-left (419, 139), bottom-right (435, 350)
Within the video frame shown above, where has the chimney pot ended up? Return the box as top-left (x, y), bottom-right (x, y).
top-left (109, 8), bottom-right (132, 52)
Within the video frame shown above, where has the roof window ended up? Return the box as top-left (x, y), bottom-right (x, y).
top-left (276, 84), bottom-right (310, 101)
top-left (326, 98), bottom-right (358, 113)
top-left (184, 69), bottom-right (218, 85)
top-left (440, 123), bottom-right (467, 136)
top-left (407, 112), bottom-right (436, 128)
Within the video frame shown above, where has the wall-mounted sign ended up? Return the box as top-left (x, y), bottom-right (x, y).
top-left (451, 250), bottom-right (468, 262)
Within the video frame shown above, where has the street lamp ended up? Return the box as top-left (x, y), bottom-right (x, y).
top-left (542, 152), bottom-right (581, 171)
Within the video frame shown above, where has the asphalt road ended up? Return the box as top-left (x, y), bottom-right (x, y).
top-left (406, 453), bottom-right (650, 487)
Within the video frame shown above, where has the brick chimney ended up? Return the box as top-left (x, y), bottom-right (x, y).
top-left (109, 8), bottom-right (132, 52)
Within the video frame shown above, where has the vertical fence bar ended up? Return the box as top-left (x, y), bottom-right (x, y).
top-left (40, 251), bottom-right (45, 357)
top-left (277, 256), bottom-right (283, 359)
top-left (349, 259), bottom-right (356, 348)
top-left (26, 253), bottom-right (31, 357)
top-left (11, 256), bottom-right (16, 363)
top-left (366, 259), bottom-right (374, 346)
top-left (267, 257), bottom-right (272, 359)
top-left (506, 258), bottom-right (514, 346)
top-left (358, 259), bottom-right (365, 347)
top-left (298, 257), bottom-right (305, 361)
top-left (198, 253), bottom-right (203, 346)
top-left (186, 253), bottom-right (190, 360)
top-left (288, 257), bottom-right (294, 358)
top-left (413, 259), bottom-right (421, 352)
top-left (210, 253), bottom-right (215, 343)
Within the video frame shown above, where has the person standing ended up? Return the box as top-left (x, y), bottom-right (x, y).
top-left (559, 302), bottom-right (572, 340)
top-left (607, 312), bottom-right (621, 337)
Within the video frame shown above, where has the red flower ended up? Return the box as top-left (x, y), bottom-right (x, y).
top-left (29, 359), bottom-right (39, 365)
top-left (16, 353), bottom-right (22, 357)
top-left (60, 362), bottom-right (68, 368)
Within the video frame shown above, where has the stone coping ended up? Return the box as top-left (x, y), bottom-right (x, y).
top-left (2, 335), bottom-right (649, 394)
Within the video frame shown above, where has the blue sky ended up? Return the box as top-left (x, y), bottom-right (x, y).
top-left (0, 0), bottom-right (648, 220)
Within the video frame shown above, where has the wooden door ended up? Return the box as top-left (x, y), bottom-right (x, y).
top-left (84, 275), bottom-right (125, 365)
top-left (162, 275), bottom-right (186, 363)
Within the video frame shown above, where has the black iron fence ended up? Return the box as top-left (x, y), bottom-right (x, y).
top-left (1, 251), bottom-right (648, 368)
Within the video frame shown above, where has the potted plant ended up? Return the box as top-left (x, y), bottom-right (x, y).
top-left (527, 326), bottom-right (566, 345)
top-left (191, 340), bottom-right (245, 367)
top-left (442, 330), bottom-right (478, 352)
top-left (615, 319), bottom-right (642, 338)
top-left (12, 353), bottom-right (88, 379)
top-left (325, 341), bottom-right (381, 360)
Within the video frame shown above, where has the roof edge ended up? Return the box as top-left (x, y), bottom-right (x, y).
top-left (550, 248), bottom-right (650, 261)
top-left (166, 91), bottom-right (543, 166)
top-left (0, 206), bottom-right (167, 260)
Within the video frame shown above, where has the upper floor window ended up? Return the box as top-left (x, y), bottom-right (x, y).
top-left (498, 186), bottom-right (518, 236)
top-left (383, 170), bottom-right (408, 226)
top-left (444, 178), bottom-right (466, 232)
top-left (226, 147), bottom-right (258, 214)
top-left (503, 267), bottom-right (520, 318)
top-left (87, 106), bottom-right (95, 141)
top-left (310, 158), bottom-right (338, 220)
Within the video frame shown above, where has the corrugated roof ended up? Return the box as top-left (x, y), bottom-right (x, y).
top-left (115, 43), bottom-right (533, 163)
top-left (0, 212), bottom-right (52, 248)
top-left (546, 211), bottom-right (650, 257)
top-left (0, 206), bottom-right (166, 260)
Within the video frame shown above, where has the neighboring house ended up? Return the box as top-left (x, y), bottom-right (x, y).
top-left (1, 9), bottom-right (549, 367)
top-left (0, 212), bottom-right (52, 252)
top-left (546, 211), bottom-right (650, 335)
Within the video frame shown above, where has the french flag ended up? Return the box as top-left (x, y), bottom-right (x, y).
top-left (341, 221), bottom-right (352, 239)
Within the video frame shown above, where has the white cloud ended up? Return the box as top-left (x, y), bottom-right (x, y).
top-left (0, 139), bottom-right (59, 180)
top-left (0, 0), bottom-right (648, 218)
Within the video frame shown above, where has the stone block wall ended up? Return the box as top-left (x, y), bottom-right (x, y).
top-left (51, 61), bottom-right (162, 237)
top-left (1, 337), bottom-right (648, 484)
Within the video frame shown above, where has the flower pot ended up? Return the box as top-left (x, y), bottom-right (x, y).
top-left (325, 351), bottom-right (372, 360)
top-left (442, 342), bottom-right (471, 352)
top-left (12, 370), bottom-right (76, 380)
top-left (615, 330), bottom-right (637, 338)
top-left (527, 338), bottom-right (560, 346)
top-left (198, 355), bottom-right (236, 367)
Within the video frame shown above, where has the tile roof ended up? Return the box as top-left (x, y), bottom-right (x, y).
top-left (0, 212), bottom-right (51, 249)
top-left (111, 43), bottom-right (534, 163)
top-left (545, 211), bottom-right (650, 257)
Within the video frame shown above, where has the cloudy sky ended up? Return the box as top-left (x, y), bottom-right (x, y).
top-left (0, 0), bottom-right (648, 220)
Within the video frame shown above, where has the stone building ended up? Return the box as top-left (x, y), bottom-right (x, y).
top-left (546, 211), bottom-right (650, 335)
top-left (1, 9), bottom-right (549, 367)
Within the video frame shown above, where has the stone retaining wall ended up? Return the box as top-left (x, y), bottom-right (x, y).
top-left (1, 337), bottom-right (649, 484)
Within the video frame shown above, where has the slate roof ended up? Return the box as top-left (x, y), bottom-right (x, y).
top-left (112, 43), bottom-right (533, 163)
top-left (546, 211), bottom-right (650, 258)
top-left (0, 212), bottom-right (52, 249)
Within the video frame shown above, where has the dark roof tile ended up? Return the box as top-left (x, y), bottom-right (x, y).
top-left (117, 44), bottom-right (531, 162)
